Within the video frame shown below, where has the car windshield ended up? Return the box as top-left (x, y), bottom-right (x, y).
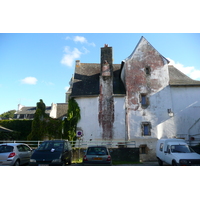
top-left (171, 145), bottom-right (191, 153)
top-left (0, 145), bottom-right (14, 153)
top-left (37, 142), bottom-right (63, 151)
top-left (87, 147), bottom-right (108, 155)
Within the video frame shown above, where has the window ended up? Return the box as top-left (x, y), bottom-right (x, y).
top-left (140, 144), bottom-right (147, 154)
top-left (22, 145), bottom-right (31, 152)
top-left (17, 145), bottom-right (25, 152)
top-left (145, 66), bottom-right (151, 75)
top-left (141, 122), bottom-right (151, 136)
top-left (140, 94), bottom-right (149, 108)
top-left (160, 143), bottom-right (163, 151)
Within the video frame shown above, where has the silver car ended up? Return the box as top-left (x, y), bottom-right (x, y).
top-left (0, 143), bottom-right (33, 166)
top-left (82, 146), bottom-right (112, 166)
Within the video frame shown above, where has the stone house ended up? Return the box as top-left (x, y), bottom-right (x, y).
top-left (14, 103), bottom-right (68, 120)
top-left (67, 36), bottom-right (200, 161)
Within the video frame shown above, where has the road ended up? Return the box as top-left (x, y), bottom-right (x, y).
top-left (71, 161), bottom-right (170, 166)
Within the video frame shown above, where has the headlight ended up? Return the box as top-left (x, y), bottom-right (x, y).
top-left (52, 159), bottom-right (61, 163)
top-left (179, 159), bottom-right (188, 165)
top-left (30, 159), bottom-right (36, 163)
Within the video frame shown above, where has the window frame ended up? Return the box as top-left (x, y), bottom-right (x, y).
top-left (141, 122), bottom-right (151, 136)
top-left (145, 66), bottom-right (151, 75)
top-left (140, 93), bottom-right (149, 109)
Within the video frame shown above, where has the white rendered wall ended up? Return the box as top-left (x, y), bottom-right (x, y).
top-left (112, 96), bottom-right (126, 141)
top-left (76, 97), bottom-right (100, 141)
top-left (170, 86), bottom-right (200, 140)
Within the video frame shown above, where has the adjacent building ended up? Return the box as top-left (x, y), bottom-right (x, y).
top-left (14, 103), bottom-right (68, 120)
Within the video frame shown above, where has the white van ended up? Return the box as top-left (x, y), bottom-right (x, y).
top-left (156, 138), bottom-right (200, 166)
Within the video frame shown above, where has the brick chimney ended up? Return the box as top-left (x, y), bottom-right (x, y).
top-left (101, 44), bottom-right (113, 77)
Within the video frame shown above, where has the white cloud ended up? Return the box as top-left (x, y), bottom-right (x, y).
top-left (21, 77), bottom-right (38, 85)
top-left (167, 58), bottom-right (200, 80)
top-left (65, 35), bottom-right (96, 47)
top-left (61, 46), bottom-right (82, 67)
top-left (73, 36), bottom-right (87, 44)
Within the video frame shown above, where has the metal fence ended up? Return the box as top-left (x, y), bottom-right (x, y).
top-left (0, 140), bottom-right (136, 149)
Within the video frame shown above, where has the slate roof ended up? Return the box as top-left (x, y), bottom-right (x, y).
top-left (70, 62), bottom-right (200, 98)
top-left (70, 63), bottom-right (126, 97)
top-left (168, 65), bottom-right (200, 86)
top-left (15, 106), bottom-right (51, 115)
top-left (56, 103), bottom-right (68, 119)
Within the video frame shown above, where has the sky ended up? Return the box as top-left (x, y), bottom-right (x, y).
top-left (0, 33), bottom-right (200, 114)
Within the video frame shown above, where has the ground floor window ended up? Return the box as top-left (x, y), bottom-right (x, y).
top-left (139, 144), bottom-right (147, 154)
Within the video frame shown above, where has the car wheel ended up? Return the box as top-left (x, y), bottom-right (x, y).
top-left (14, 160), bottom-right (20, 166)
top-left (158, 158), bottom-right (163, 166)
top-left (68, 158), bottom-right (72, 165)
top-left (172, 160), bottom-right (177, 166)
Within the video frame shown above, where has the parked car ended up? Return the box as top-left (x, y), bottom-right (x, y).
top-left (156, 138), bottom-right (200, 166)
top-left (82, 146), bottom-right (112, 166)
top-left (0, 143), bottom-right (33, 166)
top-left (29, 140), bottom-right (72, 166)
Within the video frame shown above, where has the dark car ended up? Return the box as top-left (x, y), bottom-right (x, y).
top-left (83, 146), bottom-right (112, 166)
top-left (29, 140), bottom-right (72, 166)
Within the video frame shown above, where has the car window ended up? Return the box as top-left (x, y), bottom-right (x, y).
top-left (87, 147), bottom-right (108, 155)
top-left (37, 141), bottom-right (63, 151)
top-left (64, 142), bottom-right (68, 150)
top-left (0, 145), bottom-right (14, 153)
top-left (160, 143), bottom-right (163, 151)
top-left (17, 145), bottom-right (25, 152)
top-left (22, 145), bottom-right (31, 152)
top-left (171, 145), bottom-right (191, 153)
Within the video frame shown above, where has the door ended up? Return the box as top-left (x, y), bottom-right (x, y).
top-left (17, 145), bottom-right (32, 165)
top-left (164, 145), bottom-right (173, 165)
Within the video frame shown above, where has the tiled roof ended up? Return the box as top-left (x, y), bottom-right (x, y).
top-left (71, 63), bottom-right (126, 97)
top-left (168, 65), bottom-right (200, 86)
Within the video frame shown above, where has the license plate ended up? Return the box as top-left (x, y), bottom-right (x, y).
top-left (39, 164), bottom-right (49, 166)
top-left (93, 157), bottom-right (102, 160)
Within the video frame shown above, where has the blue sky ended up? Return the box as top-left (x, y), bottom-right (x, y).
top-left (0, 33), bottom-right (200, 114)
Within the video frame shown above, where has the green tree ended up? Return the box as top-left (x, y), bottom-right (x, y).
top-left (0, 110), bottom-right (16, 119)
top-left (27, 99), bottom-right (47, 140)
top-left (63, 98), bottom-right (81, 143)
top-left (37, 99), bottom-right (46, 118)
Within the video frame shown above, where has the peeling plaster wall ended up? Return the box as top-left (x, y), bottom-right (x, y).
top-left (121, 37), bottom-right (172, 160)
